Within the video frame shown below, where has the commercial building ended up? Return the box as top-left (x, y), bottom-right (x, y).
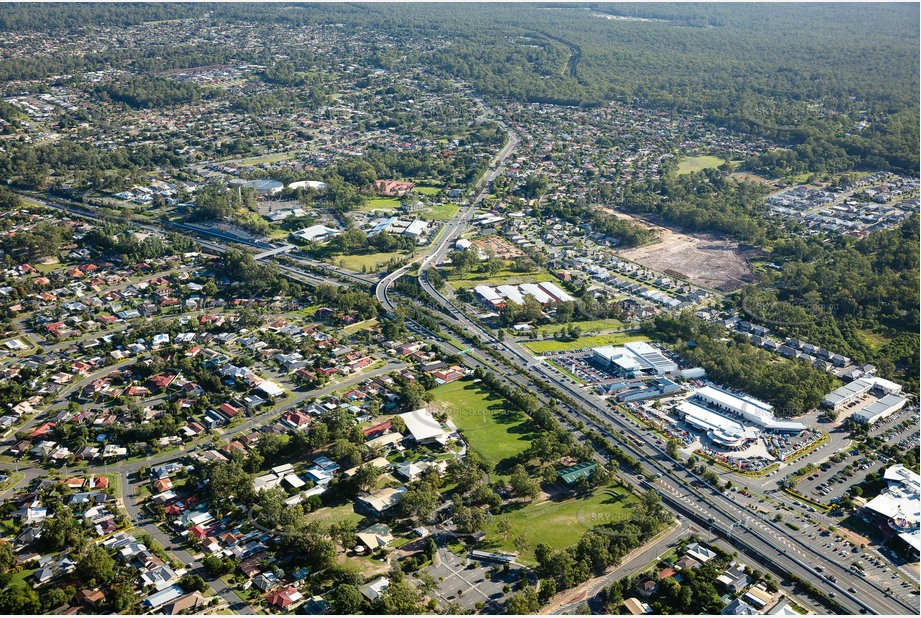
top-left (615, 378), bottom-right (681, 403)
top-left (864, 465), bottom-right (920, 559)
top-left (852, 393), bottom-right (908, 424)
top-left (537, 281), bottom-right (576, 303)
top-left (823, 376), bottom-right (902, 411)
top-left (473, 281), bottom-right (574, 309)
top-left (518, 283), bottom-right (554, 304)
top-left (557, 461), bottom-right (597, 486)
top-left (692, 385), bottom-right (805, 433)
top-left (398, 408), bottom-right (448, 445)
top-left (676, 401), bottom-right (756, 448)
top-left (356, 486), bottom-right (407, 515)
top-left (287, 180), bottom-right (327, 191)
top-left (229, 178), bottom-right (284, 195)
top-left (292, 225), bottom-right (340, 243)
top-left (592, 341), bottom-right (677, 377)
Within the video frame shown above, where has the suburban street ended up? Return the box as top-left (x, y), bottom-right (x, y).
top-left (6, 101), bottom-right (916, 618)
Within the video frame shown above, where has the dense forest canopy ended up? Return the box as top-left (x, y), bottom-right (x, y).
top-left (0, 3), bottom-right (916, 174)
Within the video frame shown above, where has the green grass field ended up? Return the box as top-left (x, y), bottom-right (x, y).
top-left (6, 566), bottom-right (37, 592)
top-left (523, 332), bottom-right (649, 354)
top-left (362, 197), bottom-right (402, 211)
top-left (431, 378), bottom-right (537, 475)
top-left (420, 203), bottom-right (459, 221)
top-left (330, 251), bottom-right (407, 272)
top-left (856, 329), bottom-right (891, 353)
top-left (677, 155), bottom-right (727, 175)
top-left (33, 261), bottom-right (60, 274)
top-left (342, 318), bottom-right (379, 335)
top-left (305, 502), bottom-right (367, 528)
top-left (534, 318), bottom-right (627, 337)
top-left (416, 185), bottom-right (442, 196)
top-left (446, 267), bottom-right (567, 291)
top-left (483, 484), bottom-right (638, 563)
top-left (230, 152), bottom-right (294, 166)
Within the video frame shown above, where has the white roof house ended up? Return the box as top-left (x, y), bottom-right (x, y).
top-left (142, 585), bottom-right (186, 610)
top-left (256, 380), bottom-right (285, 398)
top-left (359, 576), bottom-right (390, 601)
top-left (254, 473), bottom-right (281, 493)
top-left (685, 542), bottom-right (718, 563)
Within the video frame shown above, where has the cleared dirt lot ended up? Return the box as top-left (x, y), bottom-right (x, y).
top-left (604, 209), bottom-right (757, 292)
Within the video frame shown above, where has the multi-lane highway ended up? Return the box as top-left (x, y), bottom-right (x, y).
top-left (395, 279), bottom-right (918, 615)
top-left (12, 106), bottom-right (918, 615)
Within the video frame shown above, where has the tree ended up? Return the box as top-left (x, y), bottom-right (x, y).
top-left (179, 573), bottom-right (208, 593)
top-left (331, 439), bottom-right (362, 468)
top-left (400, 481), bottom-right (440, 521)
top-left (0, 542), bottom-right (15, 574)
top-left (286, 528), bottom-right (337, 571)
top-left (506, 586), bottom-right (541, 614)
top-left (76, 545), bottom-right (116, 585)
top-left (331, 584), bottom-right (365, 614)
top-left (202, 554), bottom-right (234, 577)
top-left (42, 586), bottom-right (74, 612)
top-left (375, 580), bottom-right (423, 614)
top-left (105, 584), bottom-right (138, 613)
top-left (509, 464), bottom-right (540, 500)
top-left (352, 464), bottom-right (381, 493)
top-left (39, 506), bottom-right (83, 551)
top-left (666, 439), bottom-right (680, 460)
top-left (0, 585), bottom-right (41, 614)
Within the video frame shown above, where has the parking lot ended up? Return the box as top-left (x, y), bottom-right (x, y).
top-left (795, 450), bottom-right (886, 504)
top-left (869, 406), bottom-right (918, 438)
top-left (422, 548), bottom-right (525, 612)
top-left (544, 351), bottom-right (627, 385)
top-left (869, 408), bottom-right (919, 450)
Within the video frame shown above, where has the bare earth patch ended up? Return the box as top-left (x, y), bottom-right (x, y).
top-left (603, 209), bottom-right (756, 292)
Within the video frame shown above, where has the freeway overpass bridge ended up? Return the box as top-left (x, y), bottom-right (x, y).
top-left (253, 243), bottom-right (295, 260)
